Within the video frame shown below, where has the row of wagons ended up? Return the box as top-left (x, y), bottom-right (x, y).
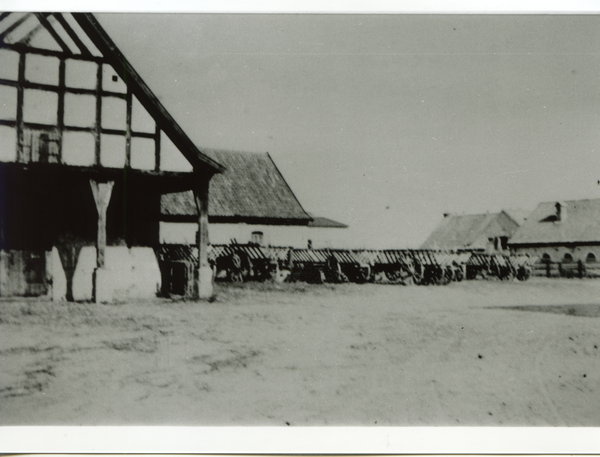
top-left (155, 244), bottom-right (539, 297)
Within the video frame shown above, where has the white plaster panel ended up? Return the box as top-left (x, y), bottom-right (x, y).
top-left (65, 58), bottom-right (97, 90)
top-left (131, 96), bottom-right (155, 133)
top-left (50, 247), bottom-right (67, 301)
top-left (160, 222), bottom-right (197, 244)
top-left (28, 27), bottom-right (62, 52)
top-left (62, 131), bottom-right (95, 166)
top-left (0, 85), bottom-right (18, 121)
top-left (0, 125), bottom-right (17, 162)
top-left (102, 64), bottom-right (127, 93)
top-left (0, 49), bottom-right (19, 81)
top-left (64, 93), bottom-right (96, 128)
top-left (72, 246), bottom-right (95, 301)
top-left (100, 134), bottom-right (126, 168)
top-left (101, 96), bottom-right (127, 131)
top-left (25, 53), bottom-right (60, 86)
top-left (131, 137), bottom-right (155, 170)
top-left (23, 89), bottom-right (58, 125)
top-left (73, 246), bottom-right (161, 302)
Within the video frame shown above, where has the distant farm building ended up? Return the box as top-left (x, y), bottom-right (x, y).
top-left (420, 211), bottom-right (521, 252)
top-left (0, 13), bottom-right (223, 301)
top-left (160, 149), bottom-right (349, 249)
top-left (508, 199), bottom-right (600, 278)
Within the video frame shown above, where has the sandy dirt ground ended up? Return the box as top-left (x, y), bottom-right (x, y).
top-left (1, 278), bottom-right (600, 426)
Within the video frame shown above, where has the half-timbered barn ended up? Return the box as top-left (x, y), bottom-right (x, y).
top-left (420, 210), bottom-right (521, 252)
top-left (160, 149), bottom-right (349, 249)
top-left (508, 199), bottom-right (600, 277)
top-left (0, 13), bottom-right (224, 301)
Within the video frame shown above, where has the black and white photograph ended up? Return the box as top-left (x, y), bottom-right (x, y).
top-left (0, 2), bottom-right (600, 453)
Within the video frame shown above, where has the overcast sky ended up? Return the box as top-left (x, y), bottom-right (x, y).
top-left (96, 13), bottom-right (600, 248)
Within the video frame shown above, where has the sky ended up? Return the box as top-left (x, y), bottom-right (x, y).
top-left (94, 12), bottom-right (600, 248)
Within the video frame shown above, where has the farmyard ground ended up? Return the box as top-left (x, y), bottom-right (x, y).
top-left (1, 278), bottom-right (599, 426)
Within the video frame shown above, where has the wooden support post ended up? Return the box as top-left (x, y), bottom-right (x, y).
top-left (90, 179), bottom-right (114, 302)
top-left (193, 176), bottom-right (213, 300)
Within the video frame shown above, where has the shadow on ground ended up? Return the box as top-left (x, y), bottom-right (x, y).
top-left (492, 304), bottom-right (600, 318)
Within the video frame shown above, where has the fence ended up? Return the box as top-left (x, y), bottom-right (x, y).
top-left (532, 259), bottom-right (600, 279)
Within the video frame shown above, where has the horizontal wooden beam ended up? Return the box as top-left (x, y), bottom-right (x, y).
top-left (17, 122), bottom-right (154, 138)
top-left (132, 130), bottom-right (155, 139)
top-left (19, 81), bottom-right (126, 99)
top-left (0, 42), bottom-right (105, 62)
top-left (0, 79), bottom-right (19, 88)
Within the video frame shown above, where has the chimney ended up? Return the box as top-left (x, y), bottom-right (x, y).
top-left (555, 202), bottom-right (567, 222)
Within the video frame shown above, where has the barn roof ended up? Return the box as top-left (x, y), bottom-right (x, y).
top-left (308, 216), bottom-right (348, 228)
top-left (0, 12), bottom-right (224, 174)
top-left (161, 149), bottom-right (312, 224)
top-left (509, 199), bottom-right (600, 245)
top-left (420, 211), bottom-right (519, 250)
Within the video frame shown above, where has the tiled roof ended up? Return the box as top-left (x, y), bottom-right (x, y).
top-left (420, 211), bottom-right (519, 250)
top-left (509, 199), bottom-right (600, 245)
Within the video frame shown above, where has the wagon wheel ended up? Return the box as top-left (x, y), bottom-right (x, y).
top-left (401, 270), bottom-right (415, 285)
top-left (325, 256), bottom-right (344, 283)
top-left (384, 268), bottom-right (403, 282)
top-left (431, 266), bottom-right (448, 285)
top-left (501, 266), bottom-right (515, 281)
top-left (440, 266), bottom-right (453, 285)
top-left (408, 261), bottom-right (424, 285)
top-left (453, 265), bottom-right (464, 282)
top-left (517, 265), bottom-right (532, 281)
top-left (354, 264), bottom-right (371, 284)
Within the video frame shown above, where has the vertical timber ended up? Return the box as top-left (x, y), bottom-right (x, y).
top-left (125, 85), bottom-right (132, 167)
top-left (193, 175), bottom-right (213, 299)
top-left (94, 62), bottom-right (102, 165)
top-left (57, 57), bottom-right (65, 163)
top-left (90, 179), bottom-right (114, 302)
top-left (16, 52), bottom-right (25, 162)
top-left (154, 125), bottom-right (161, 171)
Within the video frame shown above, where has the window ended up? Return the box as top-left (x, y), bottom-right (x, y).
top-left (251, 231), bottom-right (263, 246)
top-left (541, 253), bottom-right (551, 262)
top-left (586, 253), bottom-right (597, 263)
top-left (563, 253), bottom-right (573, 262)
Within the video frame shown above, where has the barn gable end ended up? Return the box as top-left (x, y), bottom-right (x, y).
top-left (0, 13), bottom-right (222, 301)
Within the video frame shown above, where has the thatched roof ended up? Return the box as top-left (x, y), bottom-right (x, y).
top-left (509, 199), bottom-right (600, 245)
top-left (420, 211), bottom-right (520, 250)
top-left (161, 149), bottom-right (312, 224)
top-left (308, 216), bottom-right (348, 228)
